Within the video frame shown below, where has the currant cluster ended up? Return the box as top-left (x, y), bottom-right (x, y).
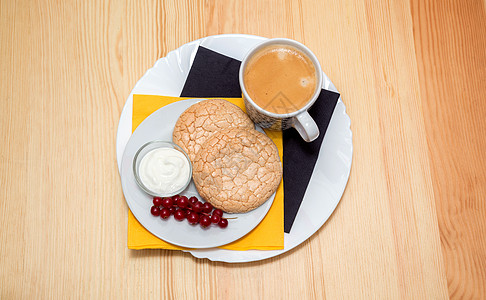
top-left (150, 195), bottom-right (228, 228)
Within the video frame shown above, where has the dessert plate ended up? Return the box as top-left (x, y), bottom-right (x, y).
top-left (116, 34), bottom-right (353, 262)
top-left (120, 99), bottom-right (276, 248)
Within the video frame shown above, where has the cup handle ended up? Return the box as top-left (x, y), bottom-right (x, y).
top-left (292, 111), bottom-right (319, 142)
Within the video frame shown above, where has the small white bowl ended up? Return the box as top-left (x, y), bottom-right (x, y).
top-left (132, 141), bottom-right (192, 197)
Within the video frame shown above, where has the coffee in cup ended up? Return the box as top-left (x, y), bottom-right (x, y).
top-left (243, 44), bottom-right (318, 115)
top-left (239, 38), bottom-right (323, 142)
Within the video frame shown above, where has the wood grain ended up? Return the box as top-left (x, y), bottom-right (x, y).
top-left (411, 0), bottom-right (486, 298)
top-left (0, 0), bottom-right (484, 298)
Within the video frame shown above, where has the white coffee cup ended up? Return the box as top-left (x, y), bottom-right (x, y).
top-left (239, 38), bottom-right (322, 142)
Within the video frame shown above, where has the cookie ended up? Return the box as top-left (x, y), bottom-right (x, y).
top-left (172, 99), bottom-right (254, 161)
top-left (192, 128), bottom-right (282, 213)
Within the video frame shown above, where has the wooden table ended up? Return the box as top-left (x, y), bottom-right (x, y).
top-left (1, 0), bottom-right (485, 298)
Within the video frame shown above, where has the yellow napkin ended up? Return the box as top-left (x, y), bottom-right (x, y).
top-left (128, 95), bottom-right (284, 250)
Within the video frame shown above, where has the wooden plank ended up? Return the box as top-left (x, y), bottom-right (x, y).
top-left (411, 0), bottom-right (486, 298)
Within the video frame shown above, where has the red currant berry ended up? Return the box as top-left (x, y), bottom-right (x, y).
top-left (212, 209), bottom-right (223, 217)
top-left (193, 201), bottom-right (204, 213)
top-left (153, 197), bottom-right (163, 206)
top-left (172, 195), bottom-right (180, 202)
top-left (160, 208), bottom-right (171, 219)
top-left (187, 212), bottom-right (200, 225)
top-left (162, 197), bottom-right (173, 208)
top-left (168, 207), bottom-right (176, 215)
top-left (199, 215), bottom-right (211, 228)
top-left (210, 214), bottom-right (221, 224)
top-left (189, 196), bottom-right (198, 204)
top-left (218, 218), bottom-right (228, 228)
top-left (177, 196), bottom-right (189, 208)
top-left (150, 206), bottom-right (161, 216)
top-left (202, 202), bottom-right (213, 213)
top-left (174, 209), bottom-right (185, 221)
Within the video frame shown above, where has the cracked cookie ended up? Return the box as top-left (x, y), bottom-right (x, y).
top-left (192, 127), bottom-right (282, 213)
top-left (172, 99), bottom-right (254, 162)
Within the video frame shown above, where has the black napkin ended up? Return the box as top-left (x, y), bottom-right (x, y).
top-left (181, 47), bottom-right (243, 98)
top-left (282, 91), bottom-right (339, 231)
top-left (180, 46), bottom-right (340, 233)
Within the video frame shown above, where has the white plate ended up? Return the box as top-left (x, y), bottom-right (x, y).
top-left (120, 99), bottom-right (276, 248)
top-left (116, 34), bottom-right (353, 262)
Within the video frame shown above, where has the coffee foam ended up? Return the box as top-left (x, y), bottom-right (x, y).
top-left (243, 44), bottom-right (317, 115)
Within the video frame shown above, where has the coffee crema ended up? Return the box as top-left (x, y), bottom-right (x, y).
top-left (243, 44), bottom-right (318, 115)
